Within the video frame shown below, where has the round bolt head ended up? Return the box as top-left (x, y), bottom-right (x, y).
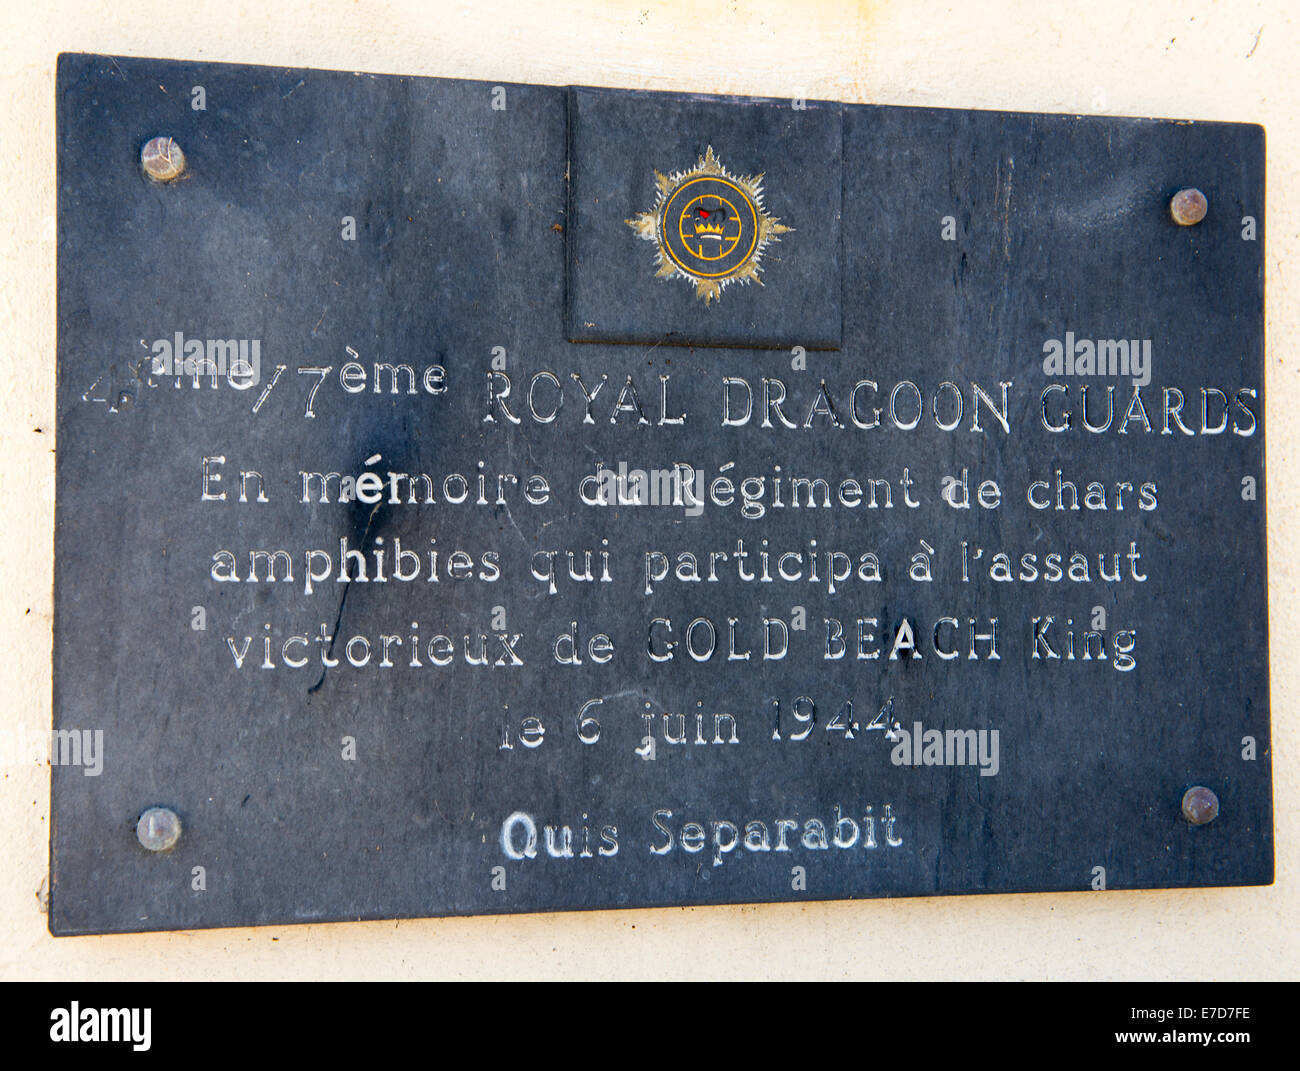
top-left (136, 806), bottom-right (182, 851)
top-left (1181, 786), bottom-right (1219, 826)
top-left (141, 136), bottom-right (186, 182)
top-left (1170, 187), bottom-right (1207, 226)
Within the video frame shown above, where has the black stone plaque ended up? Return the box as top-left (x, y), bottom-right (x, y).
top-left (53, 53), bottom-right (1271, 935)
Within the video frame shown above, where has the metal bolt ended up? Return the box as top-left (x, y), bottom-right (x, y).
top-left (136, 806), bottom-right (182, 851)
top-left (1170, 187), bottom-right (1207, 226)
top-left (1181, 786), bottom-right (1219, 825)
top-left (140, 136), bottom-right (186, 182)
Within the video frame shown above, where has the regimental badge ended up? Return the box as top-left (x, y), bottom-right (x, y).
top-left (626, 146), bottom-right (791, 305)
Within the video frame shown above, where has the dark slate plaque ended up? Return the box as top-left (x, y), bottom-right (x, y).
top-left (52, 53), bottom-right (1271, 935)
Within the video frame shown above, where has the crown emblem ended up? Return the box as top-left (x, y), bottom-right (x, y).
top-left (626, 146), bottom-right (791, 305)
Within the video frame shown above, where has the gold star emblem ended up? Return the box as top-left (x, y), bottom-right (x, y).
top-left (626, 146), bottom-right (791, 305)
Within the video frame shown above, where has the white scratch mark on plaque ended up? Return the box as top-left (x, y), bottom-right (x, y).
top-left (498, 499), bottom-right (530, 549)
top-left (999, 155), bottom-right (1015, 264)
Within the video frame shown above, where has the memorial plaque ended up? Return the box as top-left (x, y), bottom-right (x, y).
top-left (52, 53), bottom-right (1271, 935)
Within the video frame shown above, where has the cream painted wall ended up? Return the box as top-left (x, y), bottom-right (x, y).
top-left (1, 0), bottom-right (1295, 980)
